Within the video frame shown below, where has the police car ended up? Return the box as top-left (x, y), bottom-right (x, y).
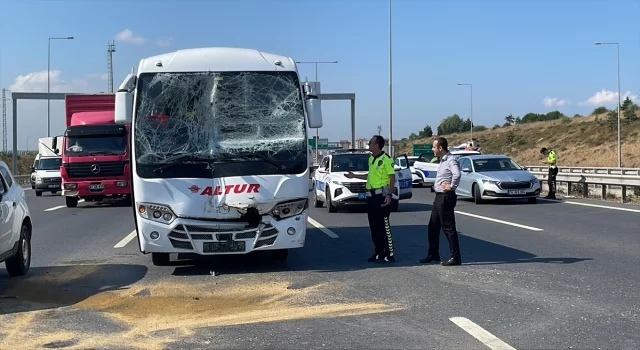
top-left (312, 149), bottom-right (413, 212)
top-left (394, 155), bottom-right (426, 187)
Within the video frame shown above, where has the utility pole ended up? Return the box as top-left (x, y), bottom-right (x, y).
top-left (1, 88), bottom-right (8, 152)
top-left (48, 36), bottom-right (74, 137)
top-left (107, 40), bottom-right (116, 93)
top-left (389, 0), bottom-right (394, 157)
top-left (595, 42), bottom-right (621, 167)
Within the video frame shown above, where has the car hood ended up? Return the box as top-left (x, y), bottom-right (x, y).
top-left (477, 170), bottom-right (536, 182)
top-left (35, 169), bottom-right (61, 177)
top-left (331, 171), bottom-right (367, 183)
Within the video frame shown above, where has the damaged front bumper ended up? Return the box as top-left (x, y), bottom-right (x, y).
top-left (137, 210), bottom-right (309, 255)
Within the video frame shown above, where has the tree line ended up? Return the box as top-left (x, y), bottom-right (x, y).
top-left (403, 96), bottom-right (639, 141)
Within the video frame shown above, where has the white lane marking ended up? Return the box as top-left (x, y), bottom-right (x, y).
top-left (307, 217), bottom-right (339, 238)
top-left (114, 230), bottom-right (137, 248)
top-left (44, 199), bottom-right (85, 212)
top-left (455, 211), bottom-right (543, 231)
top-left (539, 198), bottom-right (640, 213)
top-left (450, 317), bottom-right (517, 350)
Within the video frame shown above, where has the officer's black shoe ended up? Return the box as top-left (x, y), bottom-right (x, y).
top-left (441, 257), bottom-right (462, 266)
top-left (418, 255), bottom-right (440, 264)
top-left (368, 254), bottom-right (382, 262)
top-left (377, 255), bottom-right (396, 263)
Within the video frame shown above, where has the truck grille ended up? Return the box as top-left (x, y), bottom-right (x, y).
top-left (498, 181), bottom-right (532, 190)
top-left (44, 177), bottom-right (62, 183)
top-left (343, 182), bottom-right (367, 193)
top-left (63, 161), bottom-right (126, 178)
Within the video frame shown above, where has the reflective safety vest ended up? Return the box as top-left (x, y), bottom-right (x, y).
top-left (366, 152), bottom-right (395, 190)
top-left (547, 150), bottom-right (557, 168)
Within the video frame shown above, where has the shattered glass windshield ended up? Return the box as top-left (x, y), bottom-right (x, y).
top-left (65, 136), bottom-right (127, 156)
top-left (133, 71), bottom-right (308, 179)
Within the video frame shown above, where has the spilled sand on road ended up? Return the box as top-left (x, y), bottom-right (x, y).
top-left (1, 276), bottom-right (402, 349)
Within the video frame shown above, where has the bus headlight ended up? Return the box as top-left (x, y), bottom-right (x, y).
top-left (271, 198), bottom-right (307, 220)
top-left (138, 202), bottom-right (176, 225)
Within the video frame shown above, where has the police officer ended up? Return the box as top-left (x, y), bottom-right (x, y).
top-left (345, 135), bottom-right (396, 263)
top-left (419, 137), bottom-right (462, 266)
top-left (540, 147), bottom-right (558, 199)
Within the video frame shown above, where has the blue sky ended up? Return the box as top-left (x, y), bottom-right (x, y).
top-left (1, 0), bottom-right (639, 150)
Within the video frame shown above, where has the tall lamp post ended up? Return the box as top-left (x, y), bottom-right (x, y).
top-left (389, 0), bottom-right (393, 157)
top-left (594, 42), bottom-right (621, 168)
top-left (457, 83), bottom-right (473, 143)
top-left (48, 36), bottom-right (74, 137)
top-left (294, 60), bottom-right (338, 163)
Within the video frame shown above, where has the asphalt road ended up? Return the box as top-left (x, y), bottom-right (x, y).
top-left (1, 188), bottom-right (639, 349)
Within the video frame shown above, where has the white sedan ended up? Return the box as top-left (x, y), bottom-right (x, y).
top-left (455, 154), bottom-right (541, 204)
top-left (0, 161), bottom-right (34, 277)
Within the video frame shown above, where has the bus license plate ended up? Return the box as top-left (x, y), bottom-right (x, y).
top-left (203, 241), bottom-right (246, 253)
top-left (88, 184), bottom-right (104, 190)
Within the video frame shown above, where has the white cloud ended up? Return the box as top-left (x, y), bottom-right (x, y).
top-left (87, 73), bottom-right (108, 81)
top-left (8, 70), bottom-right (101, 93)
top-left (156, 38), bottom-right (173, 47)
top-left (114, 29), bottom-right (145, 45)
top-left (582, 89), bottom-right (637, 106)
top-left (5, 70), bottom-right (109, 150)
top-left (543, 96), bottom-right (567, 108)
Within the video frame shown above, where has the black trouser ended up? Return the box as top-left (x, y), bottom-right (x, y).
top-left (547, 166), bottom-right (558, 197)
top-left (366, 193), bottom-right (395, 257)
top-left (428, 191), bottom-right (461, 259)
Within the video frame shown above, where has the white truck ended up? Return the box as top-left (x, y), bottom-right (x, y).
top-left (31, 137), bottom-right (63, 196)
top-left (114, 47), bottom-right (323, 266)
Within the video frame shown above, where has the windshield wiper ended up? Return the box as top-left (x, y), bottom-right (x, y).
top-left (153, 154), bottom-right (216, 173)
top-left (218, 153), bottom-right (286, 171)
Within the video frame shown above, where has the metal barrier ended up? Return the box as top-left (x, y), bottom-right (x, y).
top-left (13, 175), bottom-right (31, 188)
top-left (525, 166), bottom-right (640, 203)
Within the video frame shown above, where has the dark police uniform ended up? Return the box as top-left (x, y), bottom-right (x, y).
top-left (546, 149), bottom-right (558, 199)
top-left (366, 151), bottom-right (396, 263)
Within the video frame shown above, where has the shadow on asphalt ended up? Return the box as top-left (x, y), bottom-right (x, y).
top-left (458, 197), bottom-right (563, 205)
top-left (75, 197), bottom-right (132, 208)
top-left (333, 202), bottom-right (433, 214)
top-left (0, 264), bottom-right (147, 315)
top-left (168, 224), bottom-right (592, 276)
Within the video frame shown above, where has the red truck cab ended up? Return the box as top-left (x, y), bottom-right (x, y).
top-left (53, 94), bottom-right (131, 208)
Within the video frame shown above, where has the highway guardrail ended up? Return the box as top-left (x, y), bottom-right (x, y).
top-left (525, 166), bottom-right (640, 203)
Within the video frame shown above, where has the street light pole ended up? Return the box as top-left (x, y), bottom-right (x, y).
top-left (295, 60), bottom-right (338, 163)
top-left (595, 42), bottom-right (621, 167)
top-left (48, 36), bottom-right (74, 137)
top-left (457, 83), bottom-right (473, 142)
top-left (389, 0), bottom-right (393, 157)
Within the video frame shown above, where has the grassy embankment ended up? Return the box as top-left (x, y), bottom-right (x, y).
top-left (395, 112), bottom-right (640, 168)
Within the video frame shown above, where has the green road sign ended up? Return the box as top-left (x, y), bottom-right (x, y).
top-left (308, 138), bottom-right (329, 149)
top-left (412, 144), bottom-right (433, 157)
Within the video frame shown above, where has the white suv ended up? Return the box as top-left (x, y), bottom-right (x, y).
top-left (0, 161), bottom-right (33, 277)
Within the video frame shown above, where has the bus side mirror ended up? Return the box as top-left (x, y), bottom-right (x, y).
top-left (115, 91), bottom-right (133, 124)
top-left (304, 82), bottom-right (323, 128)
top-left (115, 73), bottom-right (136, 124)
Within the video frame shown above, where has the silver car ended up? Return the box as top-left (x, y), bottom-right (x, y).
top-left (455, 155), bottom-right (541, 204)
